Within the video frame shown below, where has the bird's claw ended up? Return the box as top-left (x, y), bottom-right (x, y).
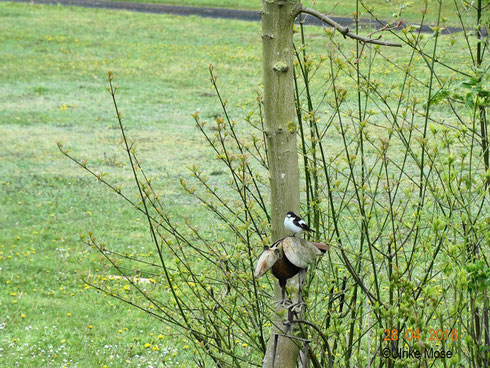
top-left (289, 301), bottom-right (306, 312)
top-left (275, 299), bottom-right (293, 308)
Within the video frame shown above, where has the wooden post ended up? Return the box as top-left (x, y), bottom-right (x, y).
top-left (261, 0), bottom-right (301, 367)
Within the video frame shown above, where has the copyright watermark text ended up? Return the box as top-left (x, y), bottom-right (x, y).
top-left (382, 346), bottom-right (453, 360)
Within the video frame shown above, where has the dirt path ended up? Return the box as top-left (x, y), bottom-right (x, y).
top-left (4, 0), bottom-right (464, 34)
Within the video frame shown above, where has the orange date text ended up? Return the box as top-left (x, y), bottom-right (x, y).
top-left (383, 328), bottom-right (458, 341)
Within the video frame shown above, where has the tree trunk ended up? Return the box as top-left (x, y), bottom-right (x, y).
top-left (261, 0), bottom-right (301, 367)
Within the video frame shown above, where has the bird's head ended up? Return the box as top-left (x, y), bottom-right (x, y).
top-left (286, 211), bottom-right (295, 218)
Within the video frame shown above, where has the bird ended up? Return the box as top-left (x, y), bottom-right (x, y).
top-left (254, 237), bottom-right (328, 307)
top-left (284, 211), bottom-right (313, 236)
top-left (253, 239), bottom-right (300, 306)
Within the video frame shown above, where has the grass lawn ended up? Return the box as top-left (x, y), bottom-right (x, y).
top-left (105, 0), bottom-right (463, 27)
top-left (0, 3), bottom-right (264, 366)
top-left (0, 1), bottom-right (479, 367)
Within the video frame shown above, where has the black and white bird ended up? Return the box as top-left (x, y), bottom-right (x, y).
top-left (284, 211), bottom-right (313, 236)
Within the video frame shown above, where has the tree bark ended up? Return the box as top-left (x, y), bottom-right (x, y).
top-left (261, 0), bottom-right (301, 367)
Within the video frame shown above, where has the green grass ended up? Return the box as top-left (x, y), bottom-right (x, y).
top-left (0, 2), bottom-right (478, 366)
top-left (0, 3), bottom-right (265, 366)
top-left (105, 0), bottom-right (462, 27)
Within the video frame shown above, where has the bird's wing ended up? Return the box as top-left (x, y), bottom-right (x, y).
top-left (283, 237), bottom-right (322, 268)
top-left (254, 247), bottom-right (280, 278)
top-left (296, 219), bottom-right (313, 232)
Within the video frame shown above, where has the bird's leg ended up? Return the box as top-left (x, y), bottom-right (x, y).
top-left (275, 281), bottom-right (292, 308)
top-left (291, 268), bottom-right (307, 312)
top-left (280, 283), bottom-right (292, 307)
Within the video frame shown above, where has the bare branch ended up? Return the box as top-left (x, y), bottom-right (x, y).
top-left (298, 7), bottom-right (402, 47)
